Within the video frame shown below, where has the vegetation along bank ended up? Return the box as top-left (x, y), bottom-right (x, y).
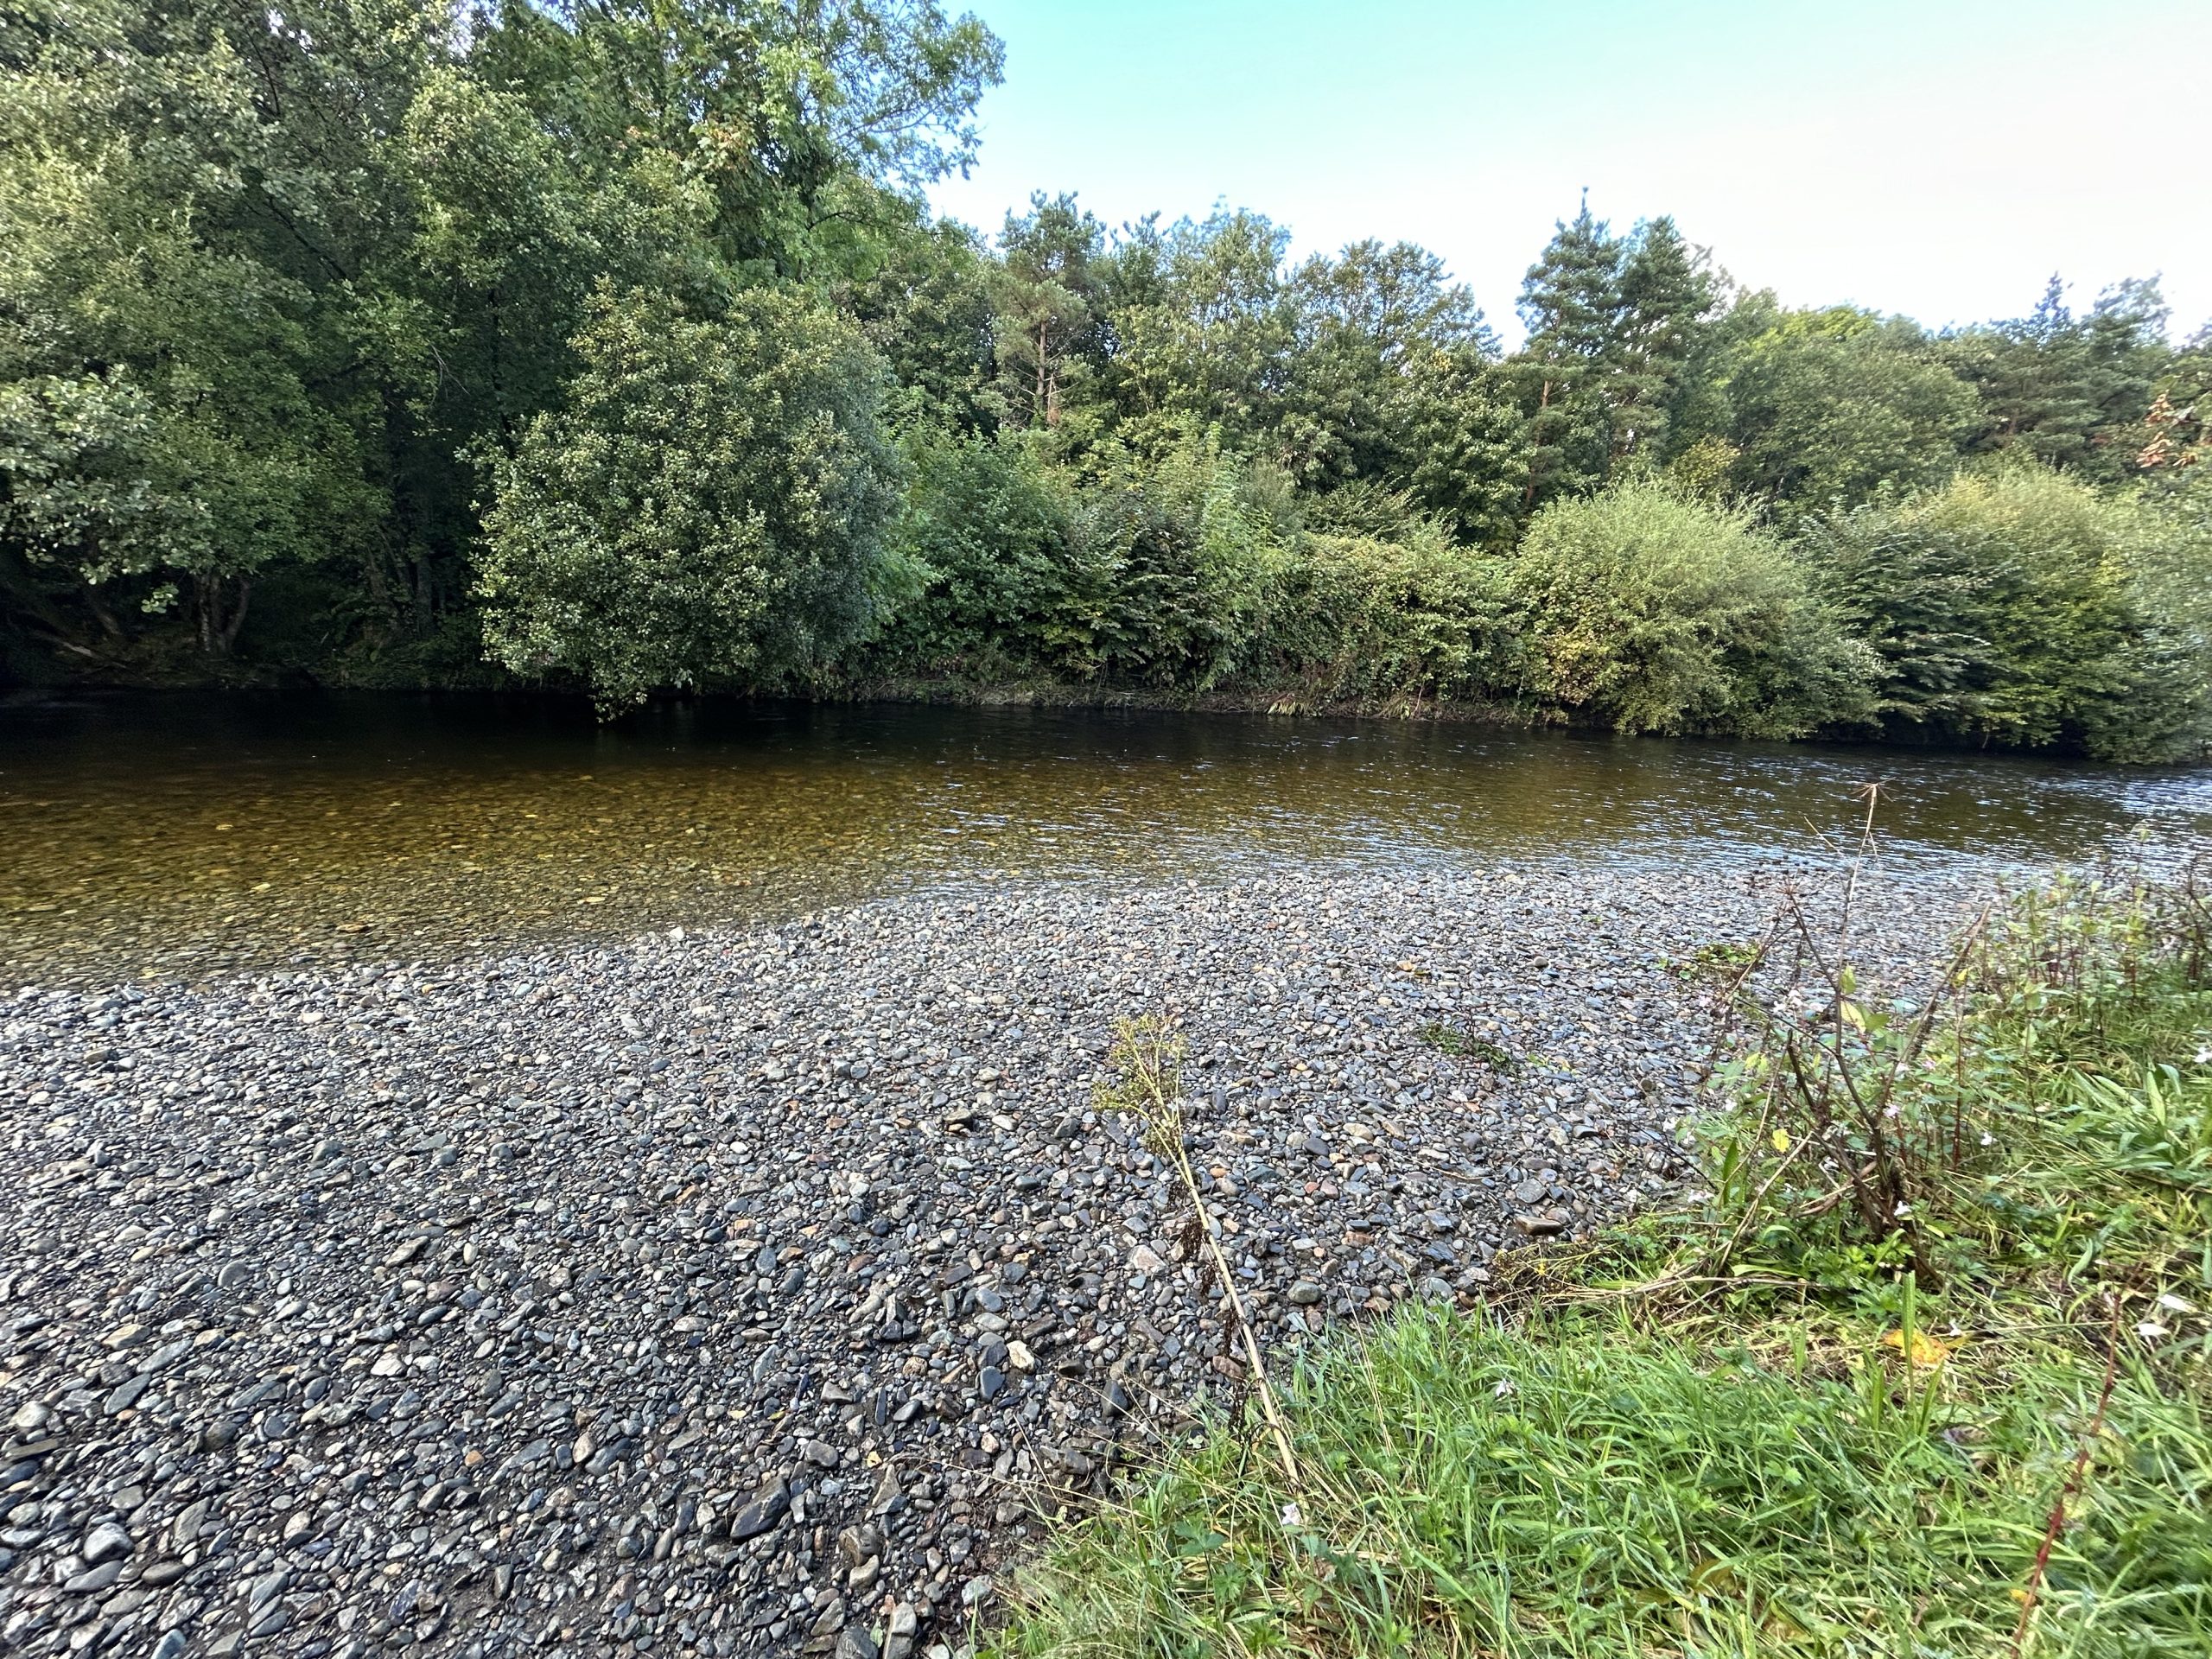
top-left (4, 1), bottom-right (2212, 757)
top-left (995, 864), bottom-right (2212, 1659)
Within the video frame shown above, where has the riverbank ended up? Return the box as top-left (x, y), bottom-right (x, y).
top-left (995, 867), bottom-right (2212, 1658)
top-left (0, 863), bottom-right (1960, 1658)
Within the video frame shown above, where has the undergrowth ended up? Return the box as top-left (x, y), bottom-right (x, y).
top-left (988, 861), bottom-right (2212, 1658)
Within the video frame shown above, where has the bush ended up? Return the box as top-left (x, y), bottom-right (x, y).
top-left (868, 429), bottom-right (1288, 691)
top-left (1061, 435), bottom-right (1288, 690)
top-left (1510, 479), bottom-right (1874, 737)
top-left (1808, 467), bottom-right (2212, 760)
top-left (477, 285), bottom-right (902, 709)
top-left (1253, 527), bottom-right (1518, 705)
top-left (872, 429), bottom-right (1081, 679)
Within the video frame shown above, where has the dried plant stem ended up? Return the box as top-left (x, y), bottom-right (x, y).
top-left (2008, 1298), bottom-right (2123, 1658)
top-left (1104, 1018), bottom-right (1303, 1490)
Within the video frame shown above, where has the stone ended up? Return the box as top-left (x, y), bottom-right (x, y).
top-left (0, 848), bottom-right (1968, 1656)
top-left (67, 1560), bottom-right (124, 1594)
top-left (80, 1522), bottom-right (133, 1564)
top-left (729, 1480), bottom-right (791, 1541)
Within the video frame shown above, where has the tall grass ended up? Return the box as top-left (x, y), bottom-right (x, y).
top-left (989, 864), bottom-right (2212, 1658)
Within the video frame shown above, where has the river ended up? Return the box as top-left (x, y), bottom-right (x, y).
top-left (4, 690), bottom-right (2209, 985)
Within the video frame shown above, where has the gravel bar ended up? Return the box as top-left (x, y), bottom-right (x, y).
top-left (0, 862), bottom-right (1966, 1659)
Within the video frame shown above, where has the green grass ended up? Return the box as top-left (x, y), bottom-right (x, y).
top-left (996, 1315), bottom-right (2210, 1658)
top-left (990, 870), bottom-right (2212, 1658)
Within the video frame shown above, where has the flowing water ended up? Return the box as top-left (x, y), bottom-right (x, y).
top-left (4, 690), bottom-right (2209, 985)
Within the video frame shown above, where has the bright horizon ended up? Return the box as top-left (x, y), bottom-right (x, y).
top-left (926, 0), bottom-right (2212, 343)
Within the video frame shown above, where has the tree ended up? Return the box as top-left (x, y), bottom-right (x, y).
top-left (1807, 467), bottom-right (2212, 759)
top-left (0, 0), bottom-right (419, 655)
top-left (845, 213), bottom-right (1001, 432)
top-left (1512, 200), bottom-right (1625, 508)
top-left (470, 0), bottom-right (1003, 283)
top-left (1277, 239), bottom-right (1493, 490)
top-left (477, 287), bottom-right (904, 708)
top-left (1403, 350), bottom-right (1527, 546)
top-left (988, 193), bottom-right (1109, 432)
top-left (0, 0), bottom-right (1003, 672)
top-left (1610, 216), bottom-right (1716, 462)
top-left (1707, 308), bottom-right (1977, 521)
top-left (1942, 276), bottom-right (2171, 480)
top-left (1100, 208), bottom-right (1295, 455)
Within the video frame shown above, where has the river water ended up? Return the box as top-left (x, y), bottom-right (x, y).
top-left (3, 690), bottom-right (2209, 985)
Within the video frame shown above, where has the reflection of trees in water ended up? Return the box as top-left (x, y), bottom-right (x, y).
top-left (0, 695), bottom-right (2198, 985)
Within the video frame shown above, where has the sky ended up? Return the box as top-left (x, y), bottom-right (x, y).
top-left (925, 0), bottom-right (2211, 343)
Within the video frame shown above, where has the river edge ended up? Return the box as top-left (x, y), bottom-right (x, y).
top-left (5, 655), bottom-right (1541, 729)
top-left (0, 862), bottom-right (1970, 1658)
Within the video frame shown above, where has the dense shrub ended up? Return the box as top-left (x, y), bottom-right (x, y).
top-left (1808, 467), bottom-right (2212, 760)
top-left (873, 429), bottom-right (1079, 679)
top-left (1253, 528), bottom-right (1517, 705)
top-left (476, 288), bottom-right (902, 709)
top-left (870, 431), bottom-right (1288, 690)
top-left (1509, 479), bottom-right (1874, 737)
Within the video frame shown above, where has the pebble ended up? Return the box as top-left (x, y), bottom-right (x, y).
top-left (0, 864), bottom-right (1956, 1655)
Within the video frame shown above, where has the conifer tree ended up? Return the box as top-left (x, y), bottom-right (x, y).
top-left (990, 194), bottom-right (1109, 430)
top-left (1513, 199), bottom-right (1624, 508)
top-left (1611, 217), bottom-right (1715, 461)
top-left (1944, 276), bottom-right (2170, 480)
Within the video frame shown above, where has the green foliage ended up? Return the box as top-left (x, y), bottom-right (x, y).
top-left (1942, 276), bottom-right (2173, 481)
top-left (997, 1306), bottom-right (2211, 1659)
top-left (1509, 480), bottom-right (1875, 737)
top-left (990, 193), bottom-right (1110, 435)
top-left (874, 428), bottom-right (1079, 677)
top-left (1059, 435), bottom-right (1287, 689)
top-left (1103, 209), bottom-right (1297, 460)
top-left (1402, 350), bottom-right (1528, 547)
top-left (477, 287), bottom-right (903, 708)
top-left (1699, 308), bottom-right (1980, 522)
top-left (1276, 240), bottom-right (1492, 492)
top-left (1254, 529), bottom-right (1516, 707)
top-left (995, 873), bottom-right (2212, 1659)
top-left (1808, 466), bottom-right (2212, 759)
top-left (3, 8), bottom-right (2202, 750)
top-left (0, 0), bottom-right (1001, 676)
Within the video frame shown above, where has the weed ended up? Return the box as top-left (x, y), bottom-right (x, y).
top-left (1677, 937), bottom-right (1765, 980)
top-left (992, 859), bottom-right (2212, 1658)
top-left (1419, 1020), bottom-right (1517, 1071)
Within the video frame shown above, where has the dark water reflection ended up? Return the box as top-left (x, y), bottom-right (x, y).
top-left (3, 690), bottom-right (2209, 984)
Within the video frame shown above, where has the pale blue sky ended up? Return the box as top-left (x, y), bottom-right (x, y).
top-left (926, 1), bottom-right (2211, 341)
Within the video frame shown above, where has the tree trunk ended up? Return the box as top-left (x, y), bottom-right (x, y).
top-left (82, 584), bottom-right (126, 643)
top-left (220, 579), bottom-right (252, 652)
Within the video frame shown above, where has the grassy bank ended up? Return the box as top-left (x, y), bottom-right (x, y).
top-left (990, 867), bottom-right (2212, 1657)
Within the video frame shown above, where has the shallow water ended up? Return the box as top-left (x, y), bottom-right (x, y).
top-left (3, 690), bottom-right (2209, 985)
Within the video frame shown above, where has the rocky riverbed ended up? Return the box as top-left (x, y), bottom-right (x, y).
top-left (0, 862), bottom-right (1965, 1659)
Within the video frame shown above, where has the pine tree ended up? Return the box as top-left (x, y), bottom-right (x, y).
top-left (1611, 217), bottom-right (1714, 461)
top-left (990, 194), bottom-right (1109, 429)
top-left (1513, 199), bottom-right (1624, 508)
top-left (1945, 276), bottom-right (2170, 480)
